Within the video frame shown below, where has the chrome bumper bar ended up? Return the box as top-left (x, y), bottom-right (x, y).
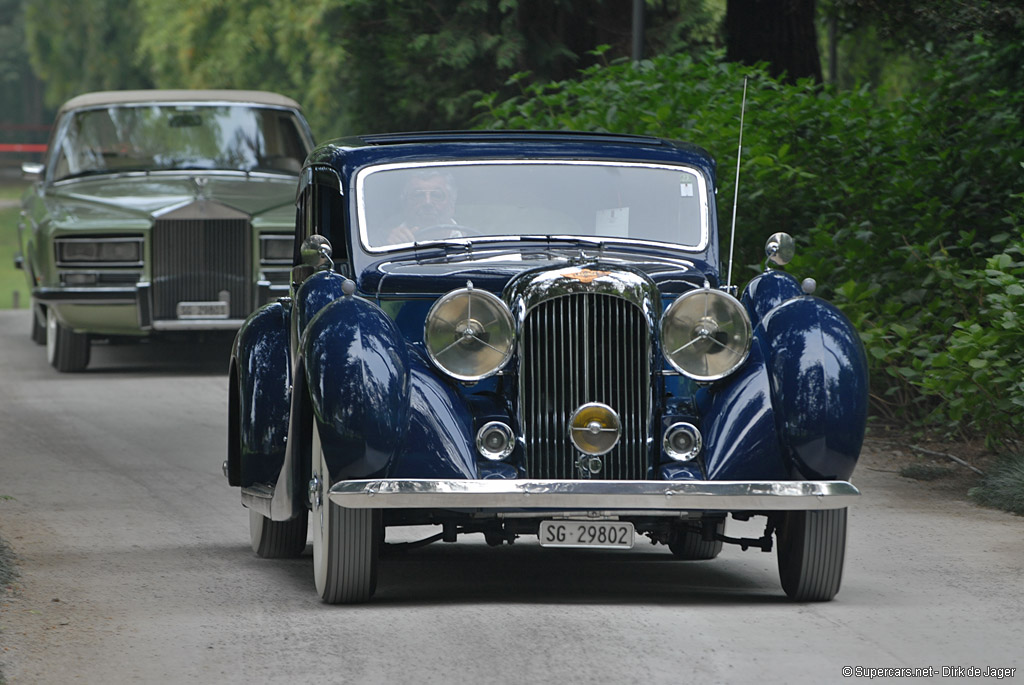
top-left (329, 479), bottom-right (859, 512)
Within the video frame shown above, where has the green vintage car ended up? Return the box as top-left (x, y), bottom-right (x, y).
top-left (16, 89), bottom-right (315, 371)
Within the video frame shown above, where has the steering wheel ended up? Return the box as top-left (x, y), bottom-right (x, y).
top-left (414, 224), bottom-right (484, 240)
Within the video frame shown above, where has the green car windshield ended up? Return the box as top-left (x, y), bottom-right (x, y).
top-left (357, 160), bottom-right (710, 252)
top-left (51, 104), bottom-right (308, 180)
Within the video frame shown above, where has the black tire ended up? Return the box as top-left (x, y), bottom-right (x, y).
top-left (249, 509), bottom-right (308, 558)
top-left (776, 508), bottom-right (848, 602)
top-left (669, 519), bottom-right (725, 560)
top-left (46, 308), bottom-right (90, 372)
top-left (30, 303), bottom-right (46, 345)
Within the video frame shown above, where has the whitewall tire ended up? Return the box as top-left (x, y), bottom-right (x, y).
top-left (311, 425), bottom-right (380, 604)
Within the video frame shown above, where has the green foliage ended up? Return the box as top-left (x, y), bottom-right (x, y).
top-left (24, 0), bottom-right (153, 107)
top-left (131, 0), bottom-right (700, 137)
top-left (920, 220), bottom-right (1024, 440)
top-left (969, 453), bottom-right (1024, 516)
top-left (0, 187), bottom-right (29, 311)
top-left (479, 39), bottom-right (1024, 443)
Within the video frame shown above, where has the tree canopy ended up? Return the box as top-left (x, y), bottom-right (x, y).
top-left (9, 0), bottom-right (1024, 448)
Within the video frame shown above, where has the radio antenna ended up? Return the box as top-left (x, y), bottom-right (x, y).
top-left (725, 76), bottom-right (749, 291)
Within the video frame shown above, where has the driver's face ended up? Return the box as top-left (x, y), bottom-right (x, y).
top-left (403, 175), bottom-right (455, 227)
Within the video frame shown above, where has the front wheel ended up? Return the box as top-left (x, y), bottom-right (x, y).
top-left (249, 509), bottom-right (308, 558)
top-left (776, 508), bottom-right (848, 601)
top-left (31, 302), bottom-right (46, 345)
top-left (311, 426), bottom-right (380, 604)
top-left (46, 308), bottom-right (90, 372)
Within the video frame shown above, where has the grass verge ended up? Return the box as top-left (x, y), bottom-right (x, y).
top-left (0, 181), bottom-right (30, 311)
top-left (969, 453), bottom-right (1024, 516)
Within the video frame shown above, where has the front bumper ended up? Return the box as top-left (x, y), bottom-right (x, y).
top-left (329, 479), bottom-right (859, 513)
top-left (34, 281), bottom-right (286, 331)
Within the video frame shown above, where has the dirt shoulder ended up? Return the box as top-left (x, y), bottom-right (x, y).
top-left (857, 425), bottom-right (995, 508)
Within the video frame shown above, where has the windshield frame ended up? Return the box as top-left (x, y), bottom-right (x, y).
top-left (355, 159), bottom-right (711, 255)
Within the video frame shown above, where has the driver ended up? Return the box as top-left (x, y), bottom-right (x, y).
top-left (387, 170), bottom-right (459, 244)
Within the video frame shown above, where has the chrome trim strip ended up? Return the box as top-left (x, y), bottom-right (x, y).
top-left (329, 479), bottom-right (859, 511)
top-left (33, 286), bottom-right (137, 303)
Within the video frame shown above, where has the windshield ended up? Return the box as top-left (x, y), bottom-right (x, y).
top-left (51, 104), bottom-right (309, 180)
top-left (358, 161), bottom-right (709, 252)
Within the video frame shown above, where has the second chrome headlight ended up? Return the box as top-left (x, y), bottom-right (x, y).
top-left (661, 288), bottom-right (752, 381)
top-left (424, 285), bottom-right (514, 381)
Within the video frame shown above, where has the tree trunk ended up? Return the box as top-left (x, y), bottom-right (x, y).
top-left (725, 0), bottom-right (823, 83)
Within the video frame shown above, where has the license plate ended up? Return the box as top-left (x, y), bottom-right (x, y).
top-left (176, 301), bottom-right (229, 319)
top-left (538, 520), bottom-right (634, 549)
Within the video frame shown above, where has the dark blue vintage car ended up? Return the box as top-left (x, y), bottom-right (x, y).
top-left (225, 131), bottom-right (868, 604)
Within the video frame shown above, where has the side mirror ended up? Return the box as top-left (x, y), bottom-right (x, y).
top-left (300, 234), bottom-right (333, 270)
top-left (765, 232), bottom-right (795, 267)
top-left (292, 235), bottom-right (333, 289)
top-left (21, 162), bottom-right (43, 179)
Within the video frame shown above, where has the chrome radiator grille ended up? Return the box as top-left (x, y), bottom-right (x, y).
top-left (520, 293), bottom-right (651, 479)
top-left (151, 215), bottom-right (251, 320)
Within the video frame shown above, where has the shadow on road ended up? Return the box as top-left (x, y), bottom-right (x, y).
top-left (237, 537), bottom-right (788, 607)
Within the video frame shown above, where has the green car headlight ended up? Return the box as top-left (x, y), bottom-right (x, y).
top-left (661, 288), bottom-right (752, 381)
top-left (424, 285), bottom-right (515, 381)
top-left (56, 237), bottom-right (142, 265)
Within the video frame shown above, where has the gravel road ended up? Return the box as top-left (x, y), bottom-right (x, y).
top-left (0, 308), bottom-right (1021, 684)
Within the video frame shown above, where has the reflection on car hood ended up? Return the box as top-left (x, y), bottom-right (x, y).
top-left (43, 173), bottom-right (297, 223)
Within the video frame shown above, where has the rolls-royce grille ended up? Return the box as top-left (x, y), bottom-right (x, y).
top-left (151, 215), bottom-right (251, 320)
top-left (520, 293), bottom-right (650, 480)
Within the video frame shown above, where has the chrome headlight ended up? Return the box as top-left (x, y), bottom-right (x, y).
top-left (664, 422), bottom-right (702, 462)
top-left (476, 421), bottom-right (515, 460)
top-left (661, 288), bottom-right (752, 381)
top-left (424, 285), bottom-right (515, 381)
top-left (260, 234), bottom-right (293, 264)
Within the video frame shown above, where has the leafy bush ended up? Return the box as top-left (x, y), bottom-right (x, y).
top-left (921, 217), bottom-right (1024, 441)
top-left (477, 42), bottom-right (1024, 444)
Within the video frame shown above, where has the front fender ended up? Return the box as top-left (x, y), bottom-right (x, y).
top-left (741, 269), bottom-right (803, 328)
top-left (760, 296), bottom-right (868, 480)
top-left (229, 300), bottom-right (292, 487)
top-left (386, 356), bottom-right (480, 479)
top-left (303, 295), bottom-right (411, 481)
top-left (294, 269), bottom-right (347, 336)
top-left (698, 341), bottom-right (789, 480)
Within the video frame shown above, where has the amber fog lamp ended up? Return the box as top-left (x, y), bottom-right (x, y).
top-left (569, 403), bottom-right (621, 456)
top-left (424, 285), bottom-right (514, 381)
top-left (661, 288), bottom-right (752, 381)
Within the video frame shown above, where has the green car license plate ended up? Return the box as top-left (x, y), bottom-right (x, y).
top-left (538, 520), bottom-right (634, 549)
top-left (176, 301), bottom-right (229, 319)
